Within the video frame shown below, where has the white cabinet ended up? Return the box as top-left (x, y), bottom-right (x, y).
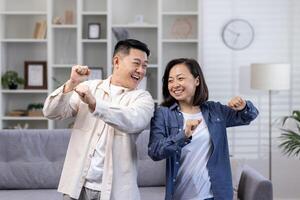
top-left (0, 0), bottom-right (202, 129)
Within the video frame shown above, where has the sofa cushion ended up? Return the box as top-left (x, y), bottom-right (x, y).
top-left (0, 129), bottom-right (71, 189)
top-left (230, 158), bottom-right (245, 200)
top-left (0, 189), bottom-right (62, 200)
top-left (136, 130), bottom-right (166, 187)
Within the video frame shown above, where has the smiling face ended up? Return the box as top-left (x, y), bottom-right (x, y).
top-left (168, 63), bottom-right (199, 105)
top-left (111, 48), bottom-right (148, 89)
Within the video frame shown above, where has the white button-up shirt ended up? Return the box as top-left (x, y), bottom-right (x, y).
top-left (43, 76), bottom-right (154, 200)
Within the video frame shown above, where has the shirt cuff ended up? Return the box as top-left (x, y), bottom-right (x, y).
top-left (171, 130), bottom-right (192, 147)
top-left (92, 99), bottom-right (110, 117)
top-left (240, 100), bottom-right (251, 114)
top-left (50, 84), bottom-right (73, 100)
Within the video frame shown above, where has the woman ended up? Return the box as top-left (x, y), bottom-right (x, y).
top-left (148, 58), bottom-right (259, 200)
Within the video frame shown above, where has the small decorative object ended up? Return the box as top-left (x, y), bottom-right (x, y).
top-left (53, 16), bottom-right (63, 25)
top-left (88, 67), bottom-right (103, 80)
top-left (64, 10), bottom-right (74, 24)
top-left (24, 61), bottom-right (47, 89)
top-left (11, 123), bottom-right (29, 129)
top-left (1, 70), bottom-right (25, 89)
top-left (222, 18), bottom-right (255, 50)
top-left (278, 110), bottom-right (300, 158)
top-left (171, 17), bottom-right (193, 39)
top-left (33, 20), bottom-right (47, 39)
top-left (134, 14), bottom-right (144, 24)
top-left (27, 103), bottom-right (44, 117)
top-left (7, 110), bottom-right (27, 116)
top-left (112, 28), bottom-right (129, 41)
top-left (88, 23), bottom-right (101, 39)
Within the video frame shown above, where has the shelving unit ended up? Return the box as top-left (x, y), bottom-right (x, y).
top-left (0, 0), bottom-right (202, 129)
top-left (0, 0), bottom-right (48, 129)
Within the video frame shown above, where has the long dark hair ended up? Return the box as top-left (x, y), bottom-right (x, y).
top-left (161, 58), bottom-right (209, 107)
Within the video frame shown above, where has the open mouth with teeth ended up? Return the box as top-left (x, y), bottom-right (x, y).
top-left (131, 74), bottom-right (141, 82)
top-left (172, 89), bottom-right (184, 96)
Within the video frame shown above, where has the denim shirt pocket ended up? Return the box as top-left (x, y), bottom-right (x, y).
top-left (167, 124), bottom-right (180, 136)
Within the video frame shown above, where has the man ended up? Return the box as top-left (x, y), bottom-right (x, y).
top-left (43, 39), bottom-right (154, 200)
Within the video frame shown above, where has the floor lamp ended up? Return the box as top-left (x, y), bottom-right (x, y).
top-left (250, 63), bottom-right (290, 181)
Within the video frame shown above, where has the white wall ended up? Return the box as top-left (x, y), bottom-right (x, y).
top-left (202, 0), bottom-right (300, 199)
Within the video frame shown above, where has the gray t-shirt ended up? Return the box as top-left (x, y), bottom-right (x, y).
top-left (173, 111), bottom-right (213, 200)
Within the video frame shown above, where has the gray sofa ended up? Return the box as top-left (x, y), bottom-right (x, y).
top-left (0, 129), bottom-right (272, 200)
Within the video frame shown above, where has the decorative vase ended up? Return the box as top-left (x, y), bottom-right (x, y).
top-left (8, 83), bottom-right (18, 90)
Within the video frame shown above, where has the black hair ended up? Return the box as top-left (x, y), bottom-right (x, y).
top-left (161, 58), bottom-right (209, 107)
top-left (113, 39), bottom-right (150, 57)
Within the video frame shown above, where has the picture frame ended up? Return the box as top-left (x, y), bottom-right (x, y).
top-left (88, 67), bottom-right (103, 80)
top-left (88, 23), bottom-right (101, 39)
top-left (24, 61), bottom-right (47, 89)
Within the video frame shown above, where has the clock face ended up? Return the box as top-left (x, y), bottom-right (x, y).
top-left (222, 19), bottom-right (255, 50)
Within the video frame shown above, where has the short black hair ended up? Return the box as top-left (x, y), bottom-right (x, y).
top-left (161, 58), bottom-right (209, 107)
top-left (113, 39), bottom-right (150, 57)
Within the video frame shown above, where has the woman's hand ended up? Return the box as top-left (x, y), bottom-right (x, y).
top-left (184, 119), bottom-right (202, 138)
top-left (228, 96), bottom-right (246, 111)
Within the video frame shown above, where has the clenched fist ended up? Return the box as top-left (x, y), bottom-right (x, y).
top-left (184, 119), bottom-right (202, 138)
top-left (64, 65), bottom-right (91, 93)
top-left (228, 96), bottom-right (246, 111)
top-left (74, 84), bottom-right (96, 112)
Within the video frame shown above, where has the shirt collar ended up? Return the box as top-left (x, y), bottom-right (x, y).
top-left (170, 101), bottom-right (208, 111)
top-left (170, 102), bottom-right (180, 111)
top-left (97, 75), bottom-right (132, 95)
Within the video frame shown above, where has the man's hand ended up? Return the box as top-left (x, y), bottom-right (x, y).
top-left (184, 119), bottom-right (202, 138)
top-left (228, 96), bottom-right (246, 111)
top-left (74, 84), bottom-right (96, 112)
top-left (64, 65), bottom-right (91, 93)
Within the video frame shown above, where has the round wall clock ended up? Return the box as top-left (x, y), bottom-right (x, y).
top-left (221, 19), bottom-right (255, 50)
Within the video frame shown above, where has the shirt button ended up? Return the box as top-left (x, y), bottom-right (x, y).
top-left (245, 111), bottom-right (248, 113)
top-left (176, 150), bottom-right (179, 153)
top-left (178, 113), bottom-right (181, 115)
top-left (179, 129), bottom-right (181, 131)
top-left (173, 179), bottom-right (176, 182)
top-left (176, 162), bottom-right (179, 165)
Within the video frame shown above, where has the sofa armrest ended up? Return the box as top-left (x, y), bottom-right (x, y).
top-left (238, 165), bottom-right (273, 200)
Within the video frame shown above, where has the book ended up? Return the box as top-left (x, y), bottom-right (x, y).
top-left (33, 20), bottom-right (47, 39)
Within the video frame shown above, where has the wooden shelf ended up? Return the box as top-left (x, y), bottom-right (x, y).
top-left (1, 89), bottom-right (48, 94)
top-left (2, 116), bottom-right (47, 120)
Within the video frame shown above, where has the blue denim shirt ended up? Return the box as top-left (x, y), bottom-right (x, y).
top-left (148, 100), bottom-right (259, 200)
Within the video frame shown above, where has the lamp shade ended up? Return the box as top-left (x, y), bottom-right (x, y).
top-left (251, 63), bottom-right (290, 90)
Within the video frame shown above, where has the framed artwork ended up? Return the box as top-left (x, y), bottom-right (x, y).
top-left (24, 61), bottom-right (47, 89)
top-left (88, 23), bottom-right (101, 39)
top-left (88, 67), bottom-right (103, 80)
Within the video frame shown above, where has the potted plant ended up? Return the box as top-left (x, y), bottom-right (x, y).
top-left (1, 70), bottom-right (25, 89)
top-left (278, 110), bottom-right (300, 158)
top-left (27, 103), bottom-right (44, 116)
